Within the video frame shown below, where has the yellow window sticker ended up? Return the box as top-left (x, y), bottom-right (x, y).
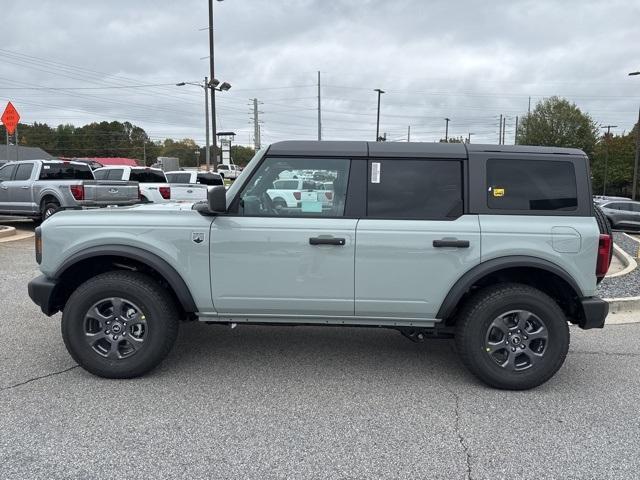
top-left (492, 187), bottom-right (505, 197)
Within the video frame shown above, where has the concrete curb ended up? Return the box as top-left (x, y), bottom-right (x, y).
top-left (606, 243), bottom-right (637, 278)
top-left (0, 226), bottom-right (16, 239)
top-left (0, 228), bottom-right (34, 243)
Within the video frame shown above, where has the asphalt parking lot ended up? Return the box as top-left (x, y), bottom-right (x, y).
top-left (1, 236), bottom-right (640, 479)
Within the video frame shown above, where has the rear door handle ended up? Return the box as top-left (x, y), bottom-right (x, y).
top-left (433, 239), bottom-right (470, 248)
top-left (309, 236), bottom-right (346, 246)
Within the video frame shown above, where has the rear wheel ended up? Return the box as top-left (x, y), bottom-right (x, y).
top-left (41, 199), bottom-right (60, 222)
top-left (62, 271), bottom-right (179, 378)
top-left (455, 283), bottom-right (569, 390)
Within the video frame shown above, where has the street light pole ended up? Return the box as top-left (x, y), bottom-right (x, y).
top-left (629, 71), bottom-right (640, 200)
top-left (374, 89), bottom-right (384, 141)
top-left (445, 118), bottom-right (450, 142)
top-left (204, 76), bottom-right (210, 168)
top-left (601, 125), bottom-right (618, 197)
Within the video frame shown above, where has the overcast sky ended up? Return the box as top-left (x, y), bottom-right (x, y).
top-left (2, 0), bottom-right (640, 150)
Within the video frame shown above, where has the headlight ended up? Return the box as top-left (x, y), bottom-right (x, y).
top-left (35, 227), bottom-right (42, 264)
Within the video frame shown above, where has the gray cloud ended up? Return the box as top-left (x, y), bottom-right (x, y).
top-left (1, 0), bottom-right (639, 149)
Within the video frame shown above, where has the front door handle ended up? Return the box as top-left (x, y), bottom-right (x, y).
top-left (21, 186), bottom-right (29, 189)
top-left (433, 239), bottom-right (470, 248)
top-left (309, 236), bottom-right (346, 246)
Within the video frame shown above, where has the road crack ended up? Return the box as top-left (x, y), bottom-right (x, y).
top-left (443, 386), bottom-right (473, 480)
top-left (0, 365), bottom-right (79, 391)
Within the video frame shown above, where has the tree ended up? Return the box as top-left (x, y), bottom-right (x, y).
top-left (591, 128), bottom-right (636, 196)
top-left (160, 138), bottom-right (201, 167)
top-left (439, 136), bottom-right (464, 143)
top-left (231, 145), bottom-right (256, 166)
top-left (517, 96), bottom-right (599, 157)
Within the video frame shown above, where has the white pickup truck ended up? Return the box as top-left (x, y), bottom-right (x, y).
top-left (164, 171), bottom-right (224, 202)
top-left (266, 178), bottom-right (334, 210)
top-left (93, 166), bottom-right (171, 203)
top-left (215, 164), bottom-right (241, 180)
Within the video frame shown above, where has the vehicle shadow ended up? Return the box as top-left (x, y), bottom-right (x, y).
top-left (163, 320), bottom-right (473, 386)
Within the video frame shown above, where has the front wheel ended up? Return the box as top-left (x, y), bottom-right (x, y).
top-left (61, 271), bottom-right (179, 378)
top-left (455, 283), bottom-right (569, 390)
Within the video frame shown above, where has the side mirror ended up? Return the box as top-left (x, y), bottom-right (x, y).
top-left (208, 186), bottom-right (227, 213)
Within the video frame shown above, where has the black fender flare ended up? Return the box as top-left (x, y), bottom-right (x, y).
top-left (53, 245), bottom-right (198, 313)
top-left (436, 255), bottom-right (584, 320)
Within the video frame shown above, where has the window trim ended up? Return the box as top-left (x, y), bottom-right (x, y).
top-left (364, 157), bottom-right (466, 221)
top-left (226, 155), bottom-right (359, 219)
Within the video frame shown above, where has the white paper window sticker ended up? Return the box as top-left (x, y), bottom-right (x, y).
top-left (371, 162), bottom-right (381, 183)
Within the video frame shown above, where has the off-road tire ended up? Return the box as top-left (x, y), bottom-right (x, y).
top-left (62, 271), bottom-right (179, 378)
top-left (455, 283), bottom-right (570, 390)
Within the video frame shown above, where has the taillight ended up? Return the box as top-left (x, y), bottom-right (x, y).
top-left (35, 227), bottom-right (42, 264)
top-left (70, 184), bottom-right (84, 200)
top-left (293, 191), bottom-right (301, 200)
top-left (325, 192), bottom-right (333, 200)
top-left (159, 186), bottom-right (171, 200)
top-left (596, 234), bottom-right (612, 278)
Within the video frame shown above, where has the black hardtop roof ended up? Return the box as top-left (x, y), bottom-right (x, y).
top-left (266, 141), bottom-right (585, 158)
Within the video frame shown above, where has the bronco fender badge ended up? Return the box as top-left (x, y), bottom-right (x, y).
top-left (192, 232), bottom-right (205, 244)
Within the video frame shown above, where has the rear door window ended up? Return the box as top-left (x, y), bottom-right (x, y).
top-left (39, 163), bottom-right (93, 180)
top-left (129, 169), bottom-right (166, 183)
top-left (487, 159), bottom-right (577, 211)
top-left (106, 169), bottom-right (124, 180)
top-left (166, 173), bottom-right (192, 183)
top-left (14, 163), bottom-right (34, 181)
top-left (366, 159), bottom-right (463, 219)
top-left (93, 169), bottom-right (108, 180)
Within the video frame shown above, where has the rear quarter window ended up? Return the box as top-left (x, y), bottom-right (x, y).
top-left (487, 159), bottom-right (577, 211)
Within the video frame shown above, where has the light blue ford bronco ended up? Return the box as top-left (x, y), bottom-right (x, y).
top-left (28, 141), bottom-right (612, 389)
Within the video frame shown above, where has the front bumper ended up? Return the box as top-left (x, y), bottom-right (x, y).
top-left (27, 275), bottom-right (59, 316)
top-left (579, 297), bottom-right (609, 329)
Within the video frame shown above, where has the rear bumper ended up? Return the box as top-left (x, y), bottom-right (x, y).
top-left (27, 275), bottom-right (59, 316)
top-left (579, 297), bottom-right (609, 329)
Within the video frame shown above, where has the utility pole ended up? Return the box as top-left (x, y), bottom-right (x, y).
top-left (502, 116), bottom-right (506, 145)
top-left (253, 98), bottom-right (261, 150)
top-left (407, 125), bottom-right (411, 142)
top-left (467, 132), bottom-right (473, 144)
top-left (634, 107), bottom-right (640, 200)
top-left (514, 116), bottom-right (519, 145)
top-left (317, 71), bottom-right (322, 141)
top-left (498, 114), bottom-right (503, 144)
top-left (208, 0), bottom-right (218, 169)
top-left (445, 118), bottom-right (450, 142)
top-left (143, 141), bottom-right (147, 166)
top-left (374, 88), bottom-right (384, 141)
top-left (204, 76), bottom-right (211, 168)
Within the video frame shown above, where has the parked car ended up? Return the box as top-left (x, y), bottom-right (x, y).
top-left (0, 159), bottom-right (139, 222)
top-left (93, 166), bottom-right (171, 203)
top-left (28, 141), bottom-right (611, 390)
top-left (599, 200), bottom-right (640, 230)
top-left (216, 163), bottom-right (241, 179)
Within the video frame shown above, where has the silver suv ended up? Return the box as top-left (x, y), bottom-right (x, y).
top-left (28, 141), bottom-right (611, 389)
